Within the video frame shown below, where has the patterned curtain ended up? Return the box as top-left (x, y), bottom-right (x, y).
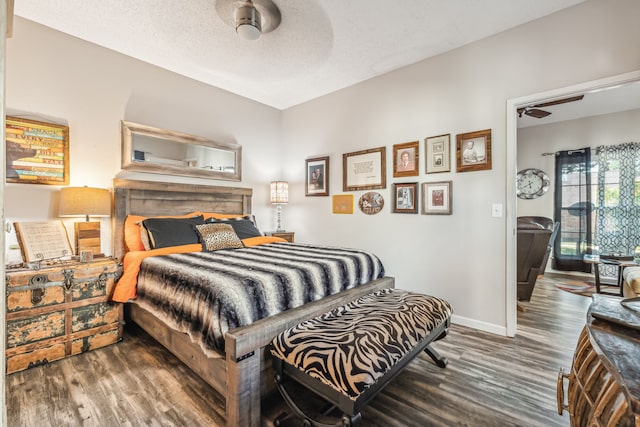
top-left (595, 142), bottom-right (640, 257)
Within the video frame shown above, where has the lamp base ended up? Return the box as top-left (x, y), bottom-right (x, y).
top-left (74, 221), bottom-right (102, 255)
top-left (275, 203), bottom-right (285, 233)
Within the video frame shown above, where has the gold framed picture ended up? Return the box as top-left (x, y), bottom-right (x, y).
top-left (456, 129), bottom-right (492, 172)
top-left (332, 194), bottom-right (354, 214)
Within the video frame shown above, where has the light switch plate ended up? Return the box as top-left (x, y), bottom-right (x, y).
top-left (491, 203), bottom-right (503, 217)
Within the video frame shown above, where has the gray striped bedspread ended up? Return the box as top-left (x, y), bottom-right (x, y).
top-left (134, 242), bottom-right (385, 356)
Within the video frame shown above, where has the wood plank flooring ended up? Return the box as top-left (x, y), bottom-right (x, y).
top-left (6, 275), bottom-right (591, 426)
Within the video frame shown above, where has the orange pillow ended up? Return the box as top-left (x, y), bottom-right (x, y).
top-left (123, 212), bottom-right (199, 252)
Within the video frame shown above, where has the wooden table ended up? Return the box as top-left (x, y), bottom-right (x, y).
top-left (558, 294), bottom-right (640, 426)
top-left (583, 254), bottom-right (638, 296)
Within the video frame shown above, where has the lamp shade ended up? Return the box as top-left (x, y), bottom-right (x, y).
top-left (270, 181), bottom-right (289, 204)
top-left (59, 187), bottom-right (111, 220)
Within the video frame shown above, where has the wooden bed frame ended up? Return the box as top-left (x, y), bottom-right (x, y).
top-left (112, 179), bottom-right (395, 427)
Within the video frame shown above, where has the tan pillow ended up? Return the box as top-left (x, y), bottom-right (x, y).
top-left (623, 267), bottom-right (640, 295)
top-left (195, 223), bottom-right (244, 252)
top-left (139, 223), bottom-right (152, 251)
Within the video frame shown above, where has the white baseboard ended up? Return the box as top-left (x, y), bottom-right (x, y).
top-left (451, 314), bottom-right (508, 337)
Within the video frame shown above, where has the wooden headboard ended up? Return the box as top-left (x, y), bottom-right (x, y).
top-left (112, 179), bottom-right (252, 260)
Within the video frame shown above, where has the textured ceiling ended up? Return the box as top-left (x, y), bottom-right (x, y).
top-left (14, 0), bottom-right (588, 110)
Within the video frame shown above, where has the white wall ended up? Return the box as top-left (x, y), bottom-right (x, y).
top-left (4, 17), bottom-right (283, 257)
top-left (517, 108), bottom-right (640, 218)
top-left (282, 0), bottom-right (640, 333)
top-left (4, 0), bottom-right (640, 336)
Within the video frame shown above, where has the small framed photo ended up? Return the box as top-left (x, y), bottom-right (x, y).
top-left (332, 194), bottom-right (354, 214)
top-left (305, 156), bottom-right (329, 196)
top-left (456, 129), bottom-right (492, 172)
top-left (393, 141), bottom-right (419, 177)
top-left (425, 134), bottom-right (450, 174)
top-left (422, 181), bottom-right (452, 215)
top-left (343, 147), bottom-right (386, 191)
top-left (393, 182), bottom-right (418, 214)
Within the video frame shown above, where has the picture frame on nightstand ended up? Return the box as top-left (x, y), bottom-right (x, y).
top-left (14, 221), bottom-right (73, 263)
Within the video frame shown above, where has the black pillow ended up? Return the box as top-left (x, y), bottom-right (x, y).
top-left (142, 216), bottom-right (205, 249)
top-left (206, 216), bottom-right (262, 240)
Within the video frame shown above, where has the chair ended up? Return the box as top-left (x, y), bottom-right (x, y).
top-left (517, 216), bottom-right (557, 301)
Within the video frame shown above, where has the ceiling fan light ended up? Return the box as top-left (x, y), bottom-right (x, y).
top-left (236, 5), bottom-right (262, 40)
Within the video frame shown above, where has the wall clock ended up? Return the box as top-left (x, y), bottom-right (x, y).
top-left (517, 168), bottom-right (550, 199)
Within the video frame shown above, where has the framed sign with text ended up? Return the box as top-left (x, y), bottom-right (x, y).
top-left (342, 147), bottom-right (386, 191)
top-left (5, 116), bottom-right (70, 185)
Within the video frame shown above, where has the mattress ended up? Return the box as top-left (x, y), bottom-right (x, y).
top-left (134, 242), bottom-right (385, 356)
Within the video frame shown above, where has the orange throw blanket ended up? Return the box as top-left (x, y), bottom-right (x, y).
top-left (111, 236), bottom-right (286, 302)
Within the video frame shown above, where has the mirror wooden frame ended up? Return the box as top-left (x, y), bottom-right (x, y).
top-left (121, 121), bottom-right (242, 181)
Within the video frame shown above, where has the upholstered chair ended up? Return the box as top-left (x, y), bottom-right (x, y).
top-left (517, 216), bottom-right (557, 301)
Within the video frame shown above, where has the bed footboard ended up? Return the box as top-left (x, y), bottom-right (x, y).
top-left (224, 276), bottom-right (395, 427)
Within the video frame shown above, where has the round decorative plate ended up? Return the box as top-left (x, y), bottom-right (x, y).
top-left (358, 192), bottom-right (384, 215)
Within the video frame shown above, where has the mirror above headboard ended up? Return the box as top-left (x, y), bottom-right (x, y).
top-left (121, 121), bottom-right (242, 181)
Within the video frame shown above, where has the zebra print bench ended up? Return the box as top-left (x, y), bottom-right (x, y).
top-left (269, 288), bottom-right (453, 426)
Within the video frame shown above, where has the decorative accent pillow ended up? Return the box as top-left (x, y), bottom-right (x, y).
top-left (142, 215), bottom-right (205, 249)
top-left (195, 223), bottom-right (244, 251)
top-left (124, 212), bottom-right (199, 251)
top-left (206, 216), bottom-right (263, 240)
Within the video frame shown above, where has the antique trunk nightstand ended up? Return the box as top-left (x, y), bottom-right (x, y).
top-left (5, 257), bottom-right (123, 374)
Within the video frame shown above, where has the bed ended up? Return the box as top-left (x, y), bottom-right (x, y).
top-left (111, 179), bottom-right (395, 427)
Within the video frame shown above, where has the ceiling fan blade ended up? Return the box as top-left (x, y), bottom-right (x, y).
top-left (525, 108), bottom-right (551, 119)
top-left (533, 95), bottom-right (584, 109)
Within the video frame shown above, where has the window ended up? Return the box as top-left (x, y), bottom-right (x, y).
top-left (553, 143), bottom-right (640, 273)
top-left (553, 148), bottom-right (592, 271)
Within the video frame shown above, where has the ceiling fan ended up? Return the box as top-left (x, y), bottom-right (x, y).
top-left (517, 95), bottom-right (585, 119)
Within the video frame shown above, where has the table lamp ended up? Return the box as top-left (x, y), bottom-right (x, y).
top-left (59, 186), bottom-right (111, 256)
top-left (270, 181), bottom-right (288, 232)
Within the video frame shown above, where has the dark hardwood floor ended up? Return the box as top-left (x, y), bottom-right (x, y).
top-left (6, 276), bottom-right (590, 426)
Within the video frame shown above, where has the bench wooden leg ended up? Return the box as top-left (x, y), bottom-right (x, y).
top-left (424, 344), bottom-right (448, 368)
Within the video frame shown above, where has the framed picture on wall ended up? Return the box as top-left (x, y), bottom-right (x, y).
top-left (332, 194), bottom-right (354, 214)
top-left (393, 182), bottom-right (418, 214)
top-left (393, 141), bottom-right (419, 177)
top-left (422, 181), bottom-right (452, 215)
top-left (5, 116), bottom-right (70, 185)
top-left (425, 134), bottom-right (450, 173)
top-left (343, 147), bottom-right (386, 191)
top-left (456, 129), bottom-right (492, 172)
top-left (305, 156), bottom-right (329, 196)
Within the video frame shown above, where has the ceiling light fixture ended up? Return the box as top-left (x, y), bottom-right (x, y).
top-left (217, 0), bottom-right (281, 41)
top-left (236, 3), bottom-right (262, 40)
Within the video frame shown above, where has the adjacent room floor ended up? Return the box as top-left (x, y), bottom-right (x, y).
top-left (6, 276), bottom-right (591, 427)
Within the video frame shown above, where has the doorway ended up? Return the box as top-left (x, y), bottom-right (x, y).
top-left (505, 70), bottom-right (640, 336)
